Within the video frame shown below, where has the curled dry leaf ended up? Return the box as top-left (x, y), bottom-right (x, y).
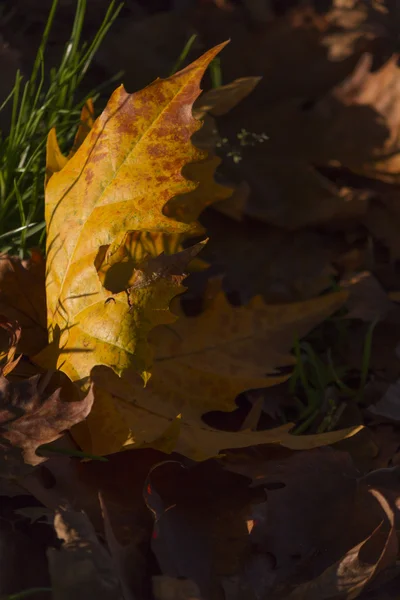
top-left (0, 374), bottom-right (94, 478)
top-left (48, 506), bottom-right (123, 600)
top-left (0, 317), bottom-right (21, 376)
top-left (315, 52), bottom-right (400, 183)
top-left (193, 76), bottom-right (262, 119)
top-left (224, 448), bottom-right (400, 598)
top-left (284, 489), bottom-right (398, 600)
top-left (0, 251), bottom-right (47, 356)
top-left (34, 44), bottom-right (228, 389)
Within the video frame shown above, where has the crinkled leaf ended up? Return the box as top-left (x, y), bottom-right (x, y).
top-left (0, 316), bottom-right (21, 375)
top-left (48, 506), bottom-right (123, 600)
top-left (285, 489), bottom-right (397, 600)
top-left (0, 373), bottom-right (93, 477)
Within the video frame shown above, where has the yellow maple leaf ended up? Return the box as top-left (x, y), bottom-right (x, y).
top-left (35, 43), bottom-right (228, 385)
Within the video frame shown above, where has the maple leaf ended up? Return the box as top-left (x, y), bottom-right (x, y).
top-left (73, 284), bottom-right (362, 459)
top-left (46, 99), bottom-right (96, 185)
top-left (34, 44), bottom-right (228, 385)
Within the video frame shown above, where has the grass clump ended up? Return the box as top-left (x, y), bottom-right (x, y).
top-left (0, 0), bottom-right (122, 255)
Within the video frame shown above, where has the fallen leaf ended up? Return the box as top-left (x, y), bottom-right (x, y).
top-left (225, 448), bottom-right (400, 597)
top-left (201, 210), bottom-right (337, 303)
top-left (75, 284), bottom-right (362, 459)
top-left (0, 252), bottom-right (47, 356)
top-left (45, 100), bottom-right (95, 185)
top-left (45, 128), bottom-right (69, 186)
top-left (70, 98), bottom-right (95, 155)
top-left (143, 460), bottom-right (259, 598)
top-left (47, 506), bottom-right (123, 600)
top-left (0, 374), bottom-right (93, 477)
top-left (342, 271), bottom-right (397, 322)
top-left (35, 44), bottom-right (227, 387)
top-left (317, 53), bottom-right (400, 183)
top-left (369, 379), bottom-right (400, 421)
top-left (193, 76), bottom-right (262, 119)
top-left (0, 317), bottom-right (21, 375)
top-left (284, 489), bottom-right (398, 599)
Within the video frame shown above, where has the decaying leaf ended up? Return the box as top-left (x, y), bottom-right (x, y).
top-left (48, 506), bottom-right (123, 600)
top-left (224, 448), bottom-right (400, 598)
top-left (0, 317), bottom-right (21, 376)
top-left (0, 373), bottom-right (93, 477)
top-left (317, 52), bottom-right (400, 183)
top-left (35, 44), bottom-right (227, 387)
top-left (284, 489), bottom-right (397, 600)
top-left (0, 251), bottom-right (47, 356)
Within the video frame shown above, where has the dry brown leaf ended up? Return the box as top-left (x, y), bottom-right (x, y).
top-left (314, 53), bottom-right (400, 182)
top-left (284, 489), bottom-right (397, 600)
top-left (193, 76), bottom-right (262, 119)
top-left (0, 317), bottom-right (21, 376)
top-left (0, 374), bottom-right (93, 477)
top-left (368, 379), bottom-right (400, 421)
top-left (225, 448), bottom-right (400, 598)
top-left (0, 251), bottom-right (47, 356)
top-left (48, 506), bottom-right (123, 600)
top-left (201, 210), bottom-right (337, 303)
top-left (342, 271), bottom-right (397, 322)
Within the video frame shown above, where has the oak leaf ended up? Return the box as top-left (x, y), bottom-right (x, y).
top-left (74, 285), bottom-right (362, 459)
top-left (0, 373), bottom-right (93, 478)
top-left (285, 489), bottom-right (397, 599)
top-left (35, 43), bottom-right (227, 386)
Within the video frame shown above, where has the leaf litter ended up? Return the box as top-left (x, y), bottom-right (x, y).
top-left (4, 1), bottom-right (400, 598)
